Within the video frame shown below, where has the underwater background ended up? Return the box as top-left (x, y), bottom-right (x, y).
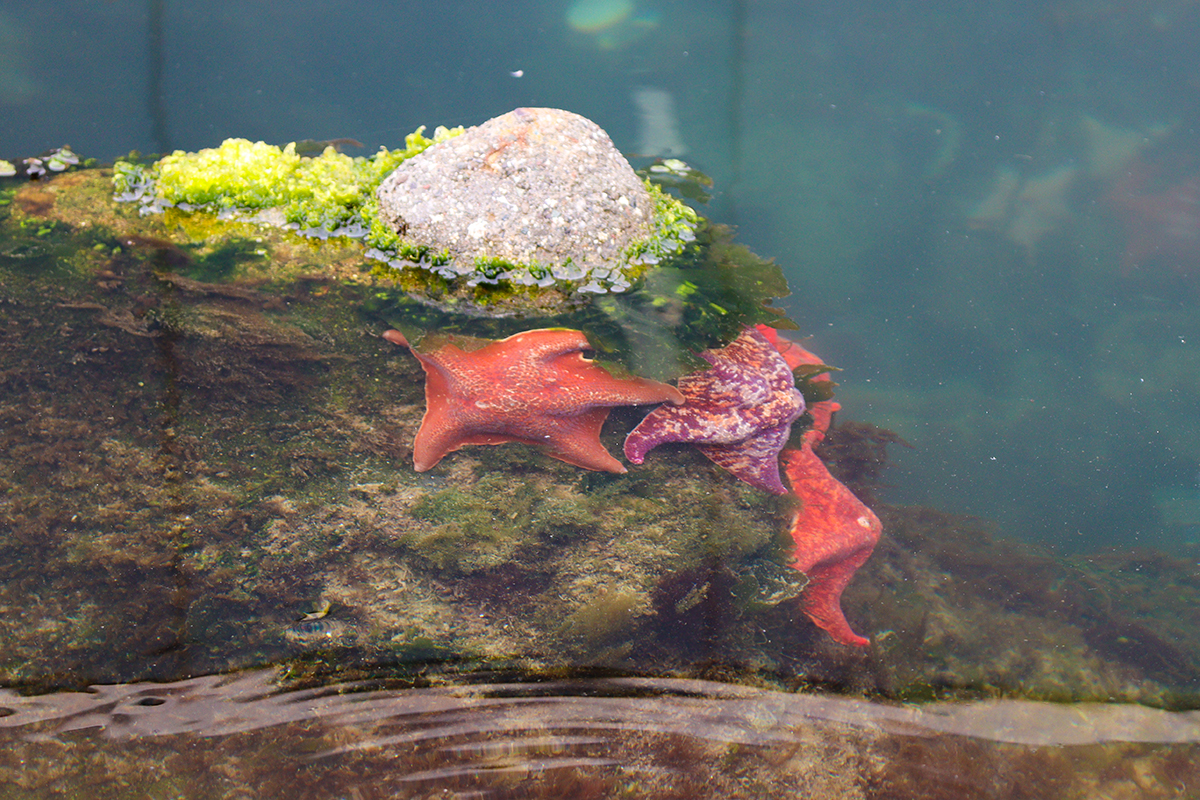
top-left (7, 0), bottom-right (1198, 552)
top-left (3, 0), bottom-right (1200, 797)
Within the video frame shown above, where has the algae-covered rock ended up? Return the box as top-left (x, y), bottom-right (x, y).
top-left (375, 107), bottom-right (688, 298)
top-left (113, 127), bottom-right (458, 237)
top-left (5, 109), bottom-right (794, 379)
top-left (105, 110), bottom-right (704, 318)
top-left (9, 158), bottom-right (791, 380)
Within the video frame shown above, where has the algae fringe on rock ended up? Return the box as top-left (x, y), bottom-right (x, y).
top-left (379, 179), bottom-right (698, 291)
top-left (109, 123), bottom-right (704, 316)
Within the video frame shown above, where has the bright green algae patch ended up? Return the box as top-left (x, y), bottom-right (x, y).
top-left (113, 126), bottom-right (463, 248)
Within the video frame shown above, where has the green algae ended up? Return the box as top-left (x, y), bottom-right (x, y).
top-left (407, 480), bottom-right (531, 574)
top-left (560, 587), bottom-right (650, 647)
top-left (114, 126), bottom-right (462, 244)
top-left (624, 180), bottom-right (701, 267)
top-left (406, 474), bottom-right (602, 573)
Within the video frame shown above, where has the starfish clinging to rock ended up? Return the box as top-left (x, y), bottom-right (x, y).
top-left (623, 326), bottom-right (806, 494)
top-left (782, 445), bottom-right (881, 648)
top-left (383, 328), bottom-right (683, 472)
top-left (759, 325), bottom-right (881, 648)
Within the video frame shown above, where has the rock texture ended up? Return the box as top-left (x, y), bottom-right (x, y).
top-left (375, 107), bottom-right (654, 288)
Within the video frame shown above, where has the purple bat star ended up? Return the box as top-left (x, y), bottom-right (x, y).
top-left (624, 326), bottom-right (806, 494)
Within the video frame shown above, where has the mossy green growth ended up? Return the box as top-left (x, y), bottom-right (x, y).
top-left (560, 588), bottom-right (649, 646)
top-left (405, 474), bottom-right (597, 573)
top-left (113, 125), bottom-right (463, 247)
top-left (623, 181), bottom-right (701, 268)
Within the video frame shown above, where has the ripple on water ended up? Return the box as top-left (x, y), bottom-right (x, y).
top-left (2, 672), bottom-right (1199, 797)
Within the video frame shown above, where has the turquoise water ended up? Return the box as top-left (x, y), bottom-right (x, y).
top-left (10, 0), bottom-right (1193, 551)
top-left (2, 0), bottom-right (1200, 796)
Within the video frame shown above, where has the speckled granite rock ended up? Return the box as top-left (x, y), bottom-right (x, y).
top-left (375, 107), bottom-right (654, 288)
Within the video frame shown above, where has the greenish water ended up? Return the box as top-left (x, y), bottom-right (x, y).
top-left (2, 0), bottom-right (1200, 796)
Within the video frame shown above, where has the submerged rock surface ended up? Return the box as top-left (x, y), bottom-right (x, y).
top-left (376, 107), bottom-right (657, 291)
top-left (4, 155), bottom-right (1200, 716)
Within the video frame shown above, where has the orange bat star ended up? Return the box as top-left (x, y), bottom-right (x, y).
top-left (759, 324), bottom-right (881, 647)
top-left (384, 328), bottom-right (683, 472)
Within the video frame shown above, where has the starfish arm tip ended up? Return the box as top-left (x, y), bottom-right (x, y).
top-left (623, 431), bottom-right (668, 464)
top-left (382, 329), bottom-right (409, 348)
top-left (412, 453), bottom-right (440, 472)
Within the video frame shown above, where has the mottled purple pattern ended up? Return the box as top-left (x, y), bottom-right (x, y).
top-left (623, 327), bottom-right (806, 494)
top-left (699, 422), bottom-right (794, 495)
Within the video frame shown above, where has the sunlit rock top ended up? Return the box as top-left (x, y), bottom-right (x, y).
top-left (375, 107), bottom-right (670, 294)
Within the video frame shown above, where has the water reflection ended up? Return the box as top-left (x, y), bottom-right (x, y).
top-left (2, 670), bottom-right (1199, 797)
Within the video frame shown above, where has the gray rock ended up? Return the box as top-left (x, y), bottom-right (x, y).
top-left (375, 107), bottom-right (654, 285)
